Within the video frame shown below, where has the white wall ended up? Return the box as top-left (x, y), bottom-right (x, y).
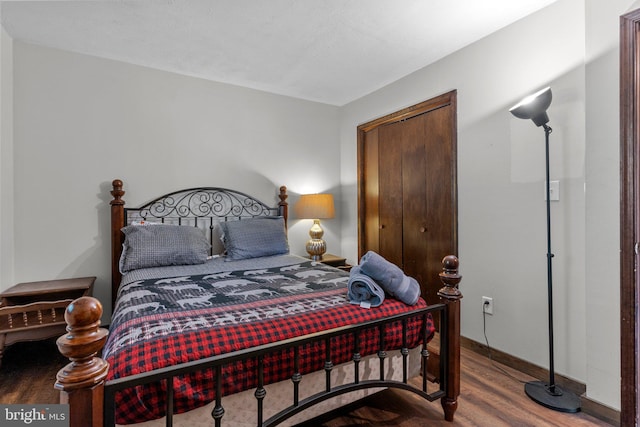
top-left (0, 23), bottom-right (14, 289)
top-left (340, 0), bottom-right (623, 410)
top-left (9, 42), bottom-right (341, 320)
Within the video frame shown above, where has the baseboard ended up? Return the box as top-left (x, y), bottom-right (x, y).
top-left (461, 336), bottom-right (620, 426)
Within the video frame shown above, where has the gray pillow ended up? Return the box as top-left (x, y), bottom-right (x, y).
top-left (220, 216), bottom-right (289, 261)
top-left (120, 224), bottom-right (210, 272)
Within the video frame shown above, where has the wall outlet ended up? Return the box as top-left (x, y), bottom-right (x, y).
top-left (482, 296), bottom-right (494, 315)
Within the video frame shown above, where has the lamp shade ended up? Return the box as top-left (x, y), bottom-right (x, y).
top-left (295, 194), bottom-right (335, 219)
top-left (509, 87), bottom-right (552, 127)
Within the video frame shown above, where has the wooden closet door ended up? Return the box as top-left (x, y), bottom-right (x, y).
top-left (404, 106), bottom-right (456, 304)
top-left (358, 91), bottom-right (457, 305)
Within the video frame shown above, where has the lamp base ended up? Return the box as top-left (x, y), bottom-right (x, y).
top-left (306, 219), bottom-right (327, 260)
top-left (305, 238), bottom-right (326, 261)
top-left (524, 381), bottom-right (580, 413)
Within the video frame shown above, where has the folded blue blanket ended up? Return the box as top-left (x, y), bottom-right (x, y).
top-left (359, 251), bottom-right (421, 305)
top-left (347, 265), bottom-right (385, 308)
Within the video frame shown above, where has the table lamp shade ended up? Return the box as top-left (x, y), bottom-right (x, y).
top-left (295, 194), bottom-right (335, 219)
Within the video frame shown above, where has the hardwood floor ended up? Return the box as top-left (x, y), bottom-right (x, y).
top-left (298, 350), bottom-right (614, 427)
top-left (0, 337), bottom-right (66, 405)
top-left (0, 338), bottom-right (614, 426)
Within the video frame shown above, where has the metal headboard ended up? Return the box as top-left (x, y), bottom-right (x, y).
top-left (125, 186), bottom-right (283, 224)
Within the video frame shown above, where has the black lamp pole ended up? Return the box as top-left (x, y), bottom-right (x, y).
top-left (544, 124), bottom-right (557, 393)
top-left (510, 87), bottom-right (580, 413)
top-left (522, 123), bottom-right (580, 413)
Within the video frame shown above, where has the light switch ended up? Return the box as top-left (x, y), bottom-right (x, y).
top-left (545, 180), bottom-right (560, 201)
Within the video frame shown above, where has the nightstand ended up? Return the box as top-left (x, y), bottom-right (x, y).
top-left (317, 254), bottom-right (352, 271)
top-left (0, 277), bottom-right (95, 368)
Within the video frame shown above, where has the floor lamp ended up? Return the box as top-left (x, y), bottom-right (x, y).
top-left (509, 87), bottom-right (581, 413)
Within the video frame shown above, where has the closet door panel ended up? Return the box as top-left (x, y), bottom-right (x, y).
top-left (422, 105), bottom-right (456, 303)
top-left (401, 113), bottom-right (430, 296)
top-left (424, 105), bottom-right (456, 251)
top-left (377, 122), bottom-right (404, 268)
top-left (361, 128), bottom-right (381, 255)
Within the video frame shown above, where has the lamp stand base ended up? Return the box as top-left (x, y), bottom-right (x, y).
top-left (524, 381), bottom-right (580, 413)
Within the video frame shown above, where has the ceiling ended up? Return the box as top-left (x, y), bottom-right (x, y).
top-left (0, 0), bottom-right (557, 106)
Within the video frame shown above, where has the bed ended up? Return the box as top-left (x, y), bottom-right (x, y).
top-left (54, 179), bottom-right (462, 427)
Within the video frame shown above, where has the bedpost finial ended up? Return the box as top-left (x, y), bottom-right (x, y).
top-left (437, 255), bottom-right (462, 299)
top-left (442, 255), bottom-right (458, 272)
top-left (279, 186), bottom-right (288, 203)
top-left (64, 296), bottom-right (103, 330)
top-left (111, 179), bottom-right (125, 206)
top-left (55, 297), bottom-right (109, 391)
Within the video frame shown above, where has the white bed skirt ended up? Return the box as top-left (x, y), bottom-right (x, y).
top-left (123, 346), bottom-right (423, 427)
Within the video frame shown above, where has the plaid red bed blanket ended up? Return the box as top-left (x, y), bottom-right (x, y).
top-left (104, 260), bottom-right (434, 424)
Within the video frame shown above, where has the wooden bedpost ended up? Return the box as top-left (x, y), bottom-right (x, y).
top-left (110, 179), bottom-right (125, 310)
top-left (278, 185), bottom-right (289, 227)
top-left (55, 297), bottom-right (109, 427)
top-left (437, 255), bottom-right (462, 422)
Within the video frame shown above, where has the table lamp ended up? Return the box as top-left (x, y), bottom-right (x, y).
top-left (295, 193), bottom-right (335, 260)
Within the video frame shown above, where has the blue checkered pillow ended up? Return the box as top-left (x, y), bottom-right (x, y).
top-left (120, 224), bottom-right (210, 272)
top-left (220, 216), bottom-right (289, 261)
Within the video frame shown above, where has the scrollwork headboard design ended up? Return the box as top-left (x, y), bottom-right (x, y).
top-left (109, 179), bottom-right (288, 308)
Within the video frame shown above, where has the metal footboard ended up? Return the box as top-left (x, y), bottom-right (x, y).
top-left (103, 305), bottom-right (446, 427)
